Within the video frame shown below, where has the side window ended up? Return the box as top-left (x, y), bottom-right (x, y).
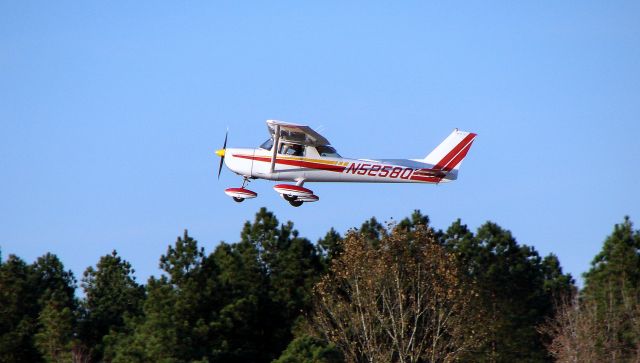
top-left (278, 143), bottom-right (305, 156)
top-left (260, 138), bottom-right (274, 150)
top-left (316, 145), bottom-right (341, 157)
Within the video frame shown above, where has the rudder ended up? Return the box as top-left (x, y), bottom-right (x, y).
top-left (424, 129), bottom-right (477, 173)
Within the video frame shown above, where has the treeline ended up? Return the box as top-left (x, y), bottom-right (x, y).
top-left (0, 209), bottom-right (638, 362)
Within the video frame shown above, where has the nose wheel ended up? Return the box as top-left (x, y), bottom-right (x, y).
top-left (224, 177), bottom-right (258, 202)
top-left (289, 200), bottom-right (303, 207)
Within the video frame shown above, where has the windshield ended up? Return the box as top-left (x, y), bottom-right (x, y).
top-left (316, 145), bottom-right (341, 157)
top-left (259, 138), bottom-right (274, 150)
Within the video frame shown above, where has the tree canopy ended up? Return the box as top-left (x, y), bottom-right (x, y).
top-left (7, 208), bottom-right (627, 363)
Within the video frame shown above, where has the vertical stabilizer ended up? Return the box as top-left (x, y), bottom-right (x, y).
top-left (424, 129), bottom-right (477, 177)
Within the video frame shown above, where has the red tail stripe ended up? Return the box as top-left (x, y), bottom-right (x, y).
top-left (442, 140), bottom-right (474, 171)
top-left (433, 133), bottom-right (476, 170)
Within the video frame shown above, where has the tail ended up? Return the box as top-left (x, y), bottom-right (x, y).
top-left (423, 129), bottom-right (477, 179)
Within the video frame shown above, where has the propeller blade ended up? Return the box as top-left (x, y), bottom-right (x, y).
top-left (217, 156), bottom-right (224, 179)
top-left (223, 130), bottom-right (228, 149)
top-left (217, 130), bottom-right (228, 180)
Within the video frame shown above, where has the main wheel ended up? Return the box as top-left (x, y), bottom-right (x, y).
top-left (289, 200), bottom-right (303, 207)
top-left (233, 197), bottom-right (245, 203)
top-left (283, 194), bottom-right (296, 202)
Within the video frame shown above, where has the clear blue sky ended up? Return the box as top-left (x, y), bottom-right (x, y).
top-left (1, 1), bottom-right (639, 286)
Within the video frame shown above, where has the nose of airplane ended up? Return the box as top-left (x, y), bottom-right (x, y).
top-left (215, 149), bottom-right (225, 157)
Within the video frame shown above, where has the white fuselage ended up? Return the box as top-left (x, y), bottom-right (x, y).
top-left (223, 146), bottom-right (455, 185)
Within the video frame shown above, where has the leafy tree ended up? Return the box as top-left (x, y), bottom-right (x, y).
top-left (80, 250), bottom-right (145, 362)
top-left (540, 287), bottom-right (640, 363)
top-left (312, 224), bottom-right (486, 363)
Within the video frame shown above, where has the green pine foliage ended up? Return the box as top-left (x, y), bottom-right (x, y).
top-left (4, 209), bottom-right (620, 363)
top-left (0, 255), bottom-right (42, 363)
top-left (273, 336), bottom-right (343, 363)
top-left (581, 216), bottom-right (640, 360)
top-left (0, 253), bottom-right (77, 363)
top-left (442, 220), bottom-right (574, 362)
top-left (80, 250), bottom-right (145, 362)
top-left (34, 299), bottom-right (74, 363)
top-left (583, 216), bottom-right (640, 300)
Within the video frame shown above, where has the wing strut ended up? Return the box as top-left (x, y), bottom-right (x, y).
top-left (270, 125), bottom-right (280, 173)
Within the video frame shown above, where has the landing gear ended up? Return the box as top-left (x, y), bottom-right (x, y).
top-left (224, 177), bottom-right (258, 202)
top-left (289, 200), bottom-right (303, 207)
top-left (273, 183), bottom-right (319, 207)
top-left (241, 176), bottom-right (250, 188)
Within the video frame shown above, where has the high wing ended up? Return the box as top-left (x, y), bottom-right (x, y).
top-left (266, 119), bottom-right (330, 146)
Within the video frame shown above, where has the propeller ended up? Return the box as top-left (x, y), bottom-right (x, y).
top-left (216, 130), bottom-right (228, 179)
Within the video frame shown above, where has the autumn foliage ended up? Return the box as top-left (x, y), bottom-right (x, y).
top-left (312, 225), bottom-right (485, 363)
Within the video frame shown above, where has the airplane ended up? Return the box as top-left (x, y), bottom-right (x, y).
top-left (215, 119), bottom-right (477, 207)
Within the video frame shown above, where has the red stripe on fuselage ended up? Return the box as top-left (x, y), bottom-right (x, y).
top-left (236, 154), bottom-right (445, 183)
top-left (233, 154), bottom-right (347, 172)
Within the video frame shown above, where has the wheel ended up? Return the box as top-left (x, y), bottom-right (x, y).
top-left (283, 194), bottom-right (297, 202)
top-left (289, 200), bottom-right (303, 207)
top-left (233, 197), bottom-right (245, 203)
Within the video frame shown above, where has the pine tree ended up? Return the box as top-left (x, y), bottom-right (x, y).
top-left (581, 216), bottom-right (640, 360)
top-left (0, 255), bottom-right (42, 363)
top-left (273, 336), bottom-right (343, 363)
top-left (31, 253), bottom-right (77, 311)
top-left (111, 230), bottom-right (219, 363)
top-left (317, 228), bottom-right (343, 266)
top-left (583, 216), bottom-right (640, 301)
top-left (212, 208), bottom-right (323, 362)
top-left (442, 220), bottom-right (574, 362)
top-left (34, 298), bottom-right (74, 363)
top-left (80, 250), bottom-right (145, 362)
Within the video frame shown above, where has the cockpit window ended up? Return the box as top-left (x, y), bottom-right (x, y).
top-left (259, 138), bottom-right (274, 150)
top-left (316, 145), bottom-right (341, 157)
top-left (279, 143), bottom-right (305, 157)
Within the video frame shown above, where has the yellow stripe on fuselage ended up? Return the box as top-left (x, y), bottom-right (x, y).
top-left (275, 156), bottom-right (340, 166)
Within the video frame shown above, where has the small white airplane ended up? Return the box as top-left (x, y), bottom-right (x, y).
top-left (216, 120), bottom-right (476, 207)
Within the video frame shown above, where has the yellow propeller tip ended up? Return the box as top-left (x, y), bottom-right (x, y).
top-left (215, 149), bottom-right (225, 157)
